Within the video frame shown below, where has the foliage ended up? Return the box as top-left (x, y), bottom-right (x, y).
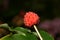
top-left (0, 24), bottom-right (54, 40)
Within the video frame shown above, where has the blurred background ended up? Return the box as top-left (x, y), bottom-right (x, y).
top-left (0, 0), bottom-right (60, 40)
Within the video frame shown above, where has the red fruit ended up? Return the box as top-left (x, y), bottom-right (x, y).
top-left (24, 11), bottom-right (39, 27)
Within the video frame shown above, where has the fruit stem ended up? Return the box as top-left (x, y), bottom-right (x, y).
top-left (34, 25), bottom-right (43, 40)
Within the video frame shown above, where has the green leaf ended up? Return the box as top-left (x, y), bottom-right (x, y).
top-left (11, 33), bottom-right (38, 40)
top-left (0, 23), bottom-right (9, 28)
top-left (0, 32), bottom-right (38, 40)
top-left (0, 23), bottom-right (13, 31)
top-left (25, 33), bottom-right (38, 40)
top-left (39, 30), bottom-right (54, 40)
top-left (13, 27), bottom-right (31, 33)
top-left (0, 33), bottom-right (12, 40)
top-left (0, 24), bottom-right (54, 40)
top-left (0, 27), bottom-right (38, 40)
top-left (0, 34), bottom-right (26, 40)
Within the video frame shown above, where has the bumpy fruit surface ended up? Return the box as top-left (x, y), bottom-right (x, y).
top-left (24, 11), bottom-right (39, 27)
